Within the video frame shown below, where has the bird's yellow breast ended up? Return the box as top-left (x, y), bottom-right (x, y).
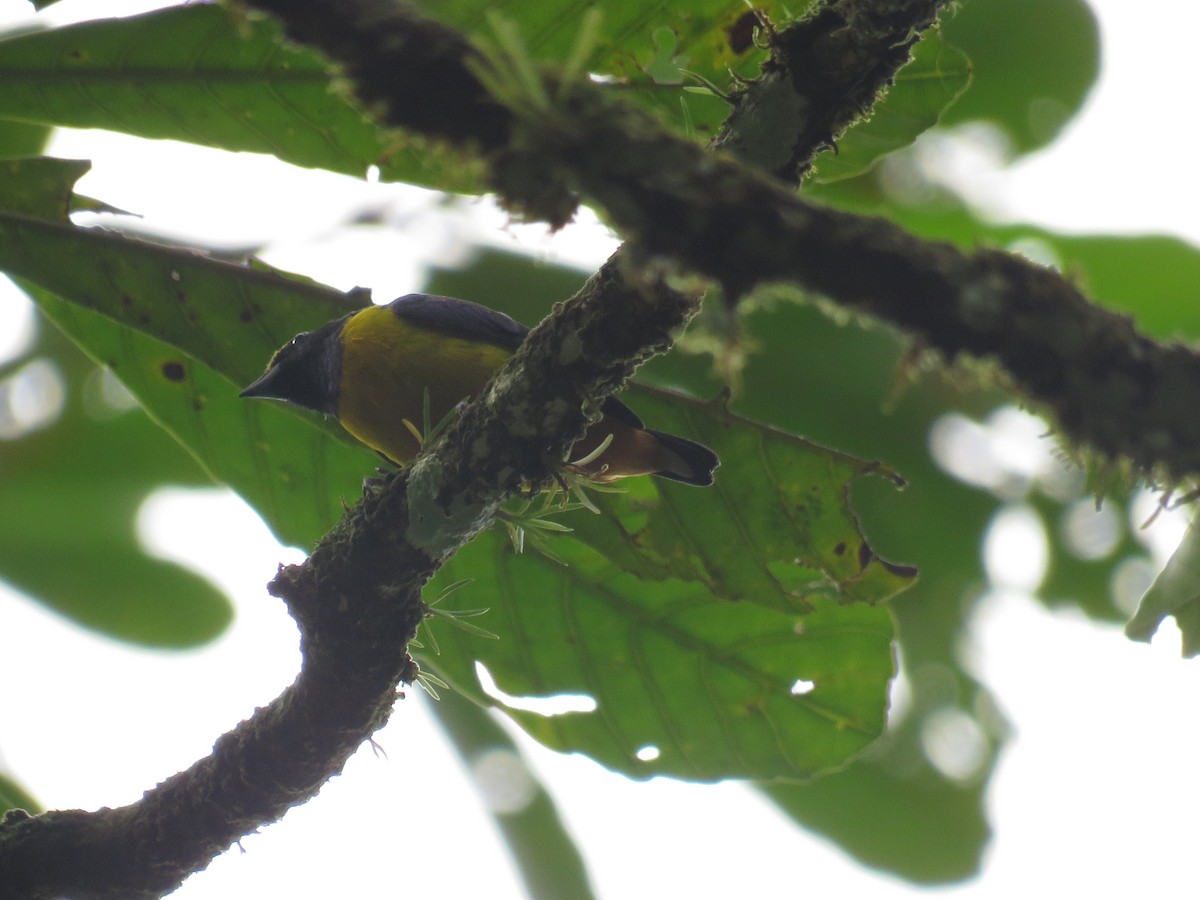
top-left (336, 304), bottom-right (512, 464)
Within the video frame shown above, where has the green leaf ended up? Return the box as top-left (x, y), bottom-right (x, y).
top-left (431, 0), bottom-right (808, 141)
top-left (0, 159), bottom-right (370, 549)
top-left (425, 529), bottom-right (896, 781)
top-left (0, 6), bottom-right (476, 190)
top-left (0, 33), bottom-right (51, 164)
top-left (1126, 510), bottom-right (1200, 656)
top-left (420, 382), bottom-right (911, 782)
top-left (432, 0), bottom-right (787, 86)
top-left (938, 0), bottom-right (1099, 153)
top-left (0, 156), bottom-right (87, 220)
top-left (0, 1), bottom-right (784, 190)
top-left (27, 286), bottom-right (371, 551)
top-left (813, 35), bottom-right (972, 183)
top-left (0, 119), bottom-right (50, 160)
top-left (677, 290), bottom-right (1003, 876)
top-left (0, 165), bottom-right (233, 647)
top-left (573, 388), bottom-right (916, 612)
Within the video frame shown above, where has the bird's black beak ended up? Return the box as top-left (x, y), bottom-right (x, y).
top-left (239, 368), bottom-right (282, 400)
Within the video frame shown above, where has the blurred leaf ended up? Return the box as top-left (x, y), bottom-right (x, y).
top-left (0, 306), bottom-right (233, 647)
top-left (0, 6), bottom-right (477, 191)
top-left (0, 146), bottom-right (233, 647)
top-left (813, 35), bottom-right (971, 183)
top-left (0, 771), bottom-right (40, 816)
top-left (1032, 489), bottom-right (1141, 622)
top-left (762, 749), bottom-right (989, 883)
top-left (425, 249), bottom-right (591, 328)
top-left (429, 692), bottom-right (597, 900)
top-left (1126, 510), bottom-right (1200, 656)
top-left (938, 0), bottom-right (1099, 153)
top-left (0, 19), bottom-right (52, 149)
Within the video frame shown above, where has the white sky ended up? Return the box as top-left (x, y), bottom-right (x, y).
top-left (3, 1), bottom-right (1200, 898)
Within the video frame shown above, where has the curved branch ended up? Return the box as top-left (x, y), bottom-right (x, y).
top-left (249, 0), bottom-right (1200, 479)
top-left (0, 250), bottom-right (694, 898)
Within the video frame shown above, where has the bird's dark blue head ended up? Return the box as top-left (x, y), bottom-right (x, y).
top-left (239, 315), bottom-right (348, 416)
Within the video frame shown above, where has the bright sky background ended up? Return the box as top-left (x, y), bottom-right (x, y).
top-left (3, 1), bottom-right (1200, 898)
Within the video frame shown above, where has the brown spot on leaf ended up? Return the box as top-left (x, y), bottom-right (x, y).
top-left (833, 542), bottom-right (847, 556)
top-left (161, 361), bottom-right (186, 382)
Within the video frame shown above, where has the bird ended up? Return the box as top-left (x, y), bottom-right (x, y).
top-left (240, 293), bottom-right (719, 486)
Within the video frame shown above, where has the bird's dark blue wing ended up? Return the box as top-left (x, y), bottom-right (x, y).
top-left (386, 293), bottom-right (529, 352)
top-left (390, 293), bottom-right (645, 428)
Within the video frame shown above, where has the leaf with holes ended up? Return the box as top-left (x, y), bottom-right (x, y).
top-left (424, 528), bottom-right (895, 781)
top-left (573, 387), bottom-right (915, 612)
top-left (420, 386), bottom-right (911, 780)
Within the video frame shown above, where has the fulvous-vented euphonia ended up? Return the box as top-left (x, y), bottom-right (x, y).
top-left (240, 293), bottom-right (719, 486)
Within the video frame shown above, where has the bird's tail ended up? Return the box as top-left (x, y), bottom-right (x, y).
top-left (647, 429), bottom-right (720, 487)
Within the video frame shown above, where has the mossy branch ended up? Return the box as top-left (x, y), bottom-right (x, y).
top-left (0, 248), bottom-right (694, 898)
top-left (246, 0), bottom-right (1200, 482)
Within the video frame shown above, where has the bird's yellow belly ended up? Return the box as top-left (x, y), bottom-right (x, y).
top-left (336, 305), bottom-right (511, 464)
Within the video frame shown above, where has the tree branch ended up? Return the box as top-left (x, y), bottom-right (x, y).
top-left (0, 249), bottom-right (695, 897)
top-left (715, 0), bottom-right (950, 181)
top-left (248, 0), bottom-right (1200, 481)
